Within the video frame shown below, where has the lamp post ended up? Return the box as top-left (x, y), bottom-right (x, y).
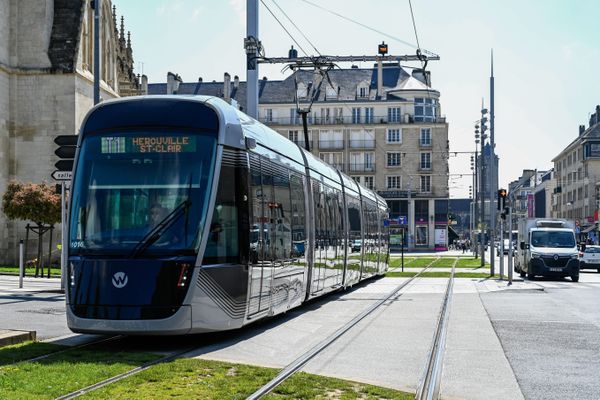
top-left (471, 151), bottom-right (478, 258)
top-left (477, 119), bottom-right (488, 267)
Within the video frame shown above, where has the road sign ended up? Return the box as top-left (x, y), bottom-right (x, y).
top-left (54, 135), bottom-right (78, 146)
top-left (51, 170), bottom-right (72, 181)
top-left (54, 146), bottom-right (76, 159)
top-left (398, 216), bottom-right (407, 225)
top-left (54, 159), bottom-right (74, 171)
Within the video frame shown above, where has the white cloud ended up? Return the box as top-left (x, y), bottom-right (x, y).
top-left (229, 0), bottom-right (245, 25)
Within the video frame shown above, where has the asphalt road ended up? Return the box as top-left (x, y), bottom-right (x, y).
top-left (480, 270), bottom-right (600, 400)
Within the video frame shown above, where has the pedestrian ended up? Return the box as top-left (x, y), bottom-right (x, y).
top-left (461, 241), bottom-right (466, 253)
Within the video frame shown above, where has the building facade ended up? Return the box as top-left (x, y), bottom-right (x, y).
top-left (552, 105), bottom-right (600, 235)
top-left (0, 0), bottom-right (139, 263)
top-left (148, 63), bottom-right (450, 250)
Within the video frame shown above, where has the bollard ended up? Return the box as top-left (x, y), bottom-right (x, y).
top-left (19, 239), bottom-right (24, 288)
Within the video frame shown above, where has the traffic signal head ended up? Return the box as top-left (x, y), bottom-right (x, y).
top-left (498, 189), bottom-right (507, 199)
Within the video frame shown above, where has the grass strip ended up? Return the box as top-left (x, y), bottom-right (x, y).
top-left (389, 257), bottom-right (415, 268)
top-left (455, 258), bottom-right (490, 268)
top-left (82, 358), bottom-right (413, 399)
top-left (431, 258), bottom-right (456, 268)
top-left (0, 266), bottom-right (61, 277)
top-left (404, 257), bottom-right (436, 267)
top-left (0, 343), bottom-right (160, 399)
top-left (386, 271), bottom-right (506, 279)
top-left (0, 342), bottom-right (66, 366)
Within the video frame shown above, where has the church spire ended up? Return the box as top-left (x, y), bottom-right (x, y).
top-left (112, 5), bottom-right (117, 32)
top-left (120, 16), bottom-right (125, 42)
top-left (127, 31), bottom-right (131, 50)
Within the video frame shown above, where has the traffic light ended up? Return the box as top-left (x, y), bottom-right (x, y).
top-left (54, 135), bottom-right (78, 172)
top-left (497, 188), bottom-right (507, 210)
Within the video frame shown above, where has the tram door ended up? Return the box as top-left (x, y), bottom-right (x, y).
top-left (247, 154), bottom-right (273, 317)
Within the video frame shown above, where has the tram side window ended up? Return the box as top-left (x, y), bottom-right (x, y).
top-left (273, 165), bottom-right (292, 261)
top-left (203, 164), bottom-right (246, 264)
top-left (249, 153), bottom-right (263, 264)
top-left (290, 173), bottom-right (306, 258)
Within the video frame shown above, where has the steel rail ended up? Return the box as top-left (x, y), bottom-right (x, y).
top-left (7, 335), bottom-right (124, 367)
top-left (246, 266), bottom-right (432, 400)
top-left (415, 264), bottom-right (455, 400)
top-left (54, 345), bottom-right (199, 400)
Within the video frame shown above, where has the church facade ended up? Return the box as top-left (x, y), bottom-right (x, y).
top-left (0, 0), bottom-right (140, 263)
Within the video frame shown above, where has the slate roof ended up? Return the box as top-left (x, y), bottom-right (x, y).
top-left (48, 0), bottom-right (85, 73)
top-left (147, 64), bottom-right (438, 108)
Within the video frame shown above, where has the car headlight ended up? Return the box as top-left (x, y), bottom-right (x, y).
top-left (571, 254), bottom-right (579, 259)
top-left (531, 252), bottom-right (541, 258)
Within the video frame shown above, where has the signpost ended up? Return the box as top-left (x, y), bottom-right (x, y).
top-left (51, 171), bottom-right (72, 181)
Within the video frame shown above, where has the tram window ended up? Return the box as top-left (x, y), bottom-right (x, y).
top-left (203, 165), bottom-right (242, 264)
top-left (273, 166), bottom-right (292, 260)
top-left (290, 173), bottom-right (306, 258)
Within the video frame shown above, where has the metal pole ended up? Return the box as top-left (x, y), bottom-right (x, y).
top-left (489, 50), bottom-right (496, 276)
top-left (507, 193), bottom-right (514, 285)
top-left (401, 228), bottom-right (404, 272)
top-left (19, 240), bottom-right (24, 288)
top-left (61, 182), bottom-right (68, 291)
top-left (93, 0), bottom-right (101, 105)
top-left (473, 147), bottom-right (478, 258)
top-left (246, 0), bottom-right (259, 118)
top-left (479, 128), bottom-right (485, 266)
top-left (499, 211), bottom-right (504, 279)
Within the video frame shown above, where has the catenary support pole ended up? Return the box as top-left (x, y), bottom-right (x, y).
top-left (93, 0), bottom-right (101, 105)
top-left (246, 0), bottom-right (259, 118)
top-left (489, 50), bottom-right (496, 275)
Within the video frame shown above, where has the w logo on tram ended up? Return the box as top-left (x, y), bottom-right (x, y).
top-left (112, 272), bottom-right (128, 289)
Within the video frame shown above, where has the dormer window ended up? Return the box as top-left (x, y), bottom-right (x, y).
top-left (358, 86), bottom-right (368, 98)
top-left (326, 85), bottom-right (338, 99)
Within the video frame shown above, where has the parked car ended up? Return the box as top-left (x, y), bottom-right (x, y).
top-left (496, 239), bottom-right (513, 256)
top-left (579, 245), bottom-right (600, 272)
top-left (351, 239), bottom-right (361, 253)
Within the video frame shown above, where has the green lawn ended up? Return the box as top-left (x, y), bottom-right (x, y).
top-left (82, 358), bottom-right (413, 400)
top-left (0, 265), bottom-right (61, 277)
top-left (389, 257), bottom-right (416, 268)
top-left (386, 271), bottom-right (505, 279)
top-left (431, 258), bottom-right (456, 268)
top-left (0, 342), bottom-right (413, 400)
top-left (455, 258), bottom-right (490, 269)
top-left (404, 257), bottom-right (436, 268)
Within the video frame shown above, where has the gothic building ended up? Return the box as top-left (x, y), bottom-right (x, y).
top-left (0, 0), bottom-right (140, 263)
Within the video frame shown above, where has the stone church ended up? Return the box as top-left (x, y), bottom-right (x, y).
top-left (0, 0), bottom-right (141, 263)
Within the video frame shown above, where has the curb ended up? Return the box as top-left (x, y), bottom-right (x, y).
top-left (0, 329), bottom-right (37, 348)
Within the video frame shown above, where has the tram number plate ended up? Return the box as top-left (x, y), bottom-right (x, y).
top-left (549, 267), bottom-right (563, 272)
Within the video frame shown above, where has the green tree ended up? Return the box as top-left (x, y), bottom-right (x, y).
top-left (2, 181), bottom-right (60, 225)
top-left (2, 181), bottom-right (61, 276)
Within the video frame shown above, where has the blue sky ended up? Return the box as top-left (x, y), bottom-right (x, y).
top-left (113, 0), bottom-right (600, 198)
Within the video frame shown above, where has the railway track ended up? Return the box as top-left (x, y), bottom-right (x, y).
top-left (246, 262), bottom-right (456, 399)
top-left (5, 264), bottom-right (456, 399)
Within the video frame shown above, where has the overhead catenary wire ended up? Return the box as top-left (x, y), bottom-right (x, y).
top-left (260, 0), bottom-right (310, 57)
top-left (270, 0), bottom-right (322, 56)
top-left (298, 0), bottom-right (438, 58)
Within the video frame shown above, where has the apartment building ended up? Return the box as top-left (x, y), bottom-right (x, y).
top-left (552, 106), bottom-right (600, 233)
top-left (147, 63), bottom-right (450, 250)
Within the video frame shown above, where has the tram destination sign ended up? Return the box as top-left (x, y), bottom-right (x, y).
top-left (51, 170), bottom-right (72, 181)
top-left (101, 136), bottom-right (197, 154)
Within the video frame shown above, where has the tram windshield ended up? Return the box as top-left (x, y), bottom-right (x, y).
top-left (69, 131), bottom-right (217, 256)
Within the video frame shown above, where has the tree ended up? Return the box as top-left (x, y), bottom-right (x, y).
top-left (2, 181), bottom-right (61, 225)
top-left (2, 181), bottom-right (61, 277)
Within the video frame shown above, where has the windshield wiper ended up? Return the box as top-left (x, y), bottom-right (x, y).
top-left (129, 199), bottom-right (192, 258)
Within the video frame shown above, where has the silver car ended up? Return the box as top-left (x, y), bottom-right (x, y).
top-left (579, 245), bottom-right (600, 272)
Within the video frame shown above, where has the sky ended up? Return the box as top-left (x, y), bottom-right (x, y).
top-left (113, 0), bottom-right (600, 198)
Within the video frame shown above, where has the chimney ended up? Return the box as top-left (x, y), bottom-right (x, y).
top-left (141, 74), bottom-right (148, 95)
top-left (377, 59), bottom-right (383, 98)
top-left (591, 112), bottom-right (598, 127)
top-left (233, 75), bottom-right (239, 88)
top-left (579, 124), bottom-right (586, 136)
top-left (166, 72), bottom-right (181, 94)
top-left (198, 77), bottom-right (203, 83)
top-left (224, 72), bottom-right (231, 100)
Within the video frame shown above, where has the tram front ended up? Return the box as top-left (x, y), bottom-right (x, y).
top-left (66, 97), bottom-right (220, 334)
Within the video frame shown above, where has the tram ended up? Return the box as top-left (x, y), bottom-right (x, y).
top-left (66, 96), bottom-right (389, 335)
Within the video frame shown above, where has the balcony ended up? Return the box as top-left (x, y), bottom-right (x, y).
top-left (291, 140), bottom-right (314, 150)
top-left (349, 163), bottom-right (376, 173)
top-left (318, 140), bottom-right (345, 150)
top-left (349, 139), bottom-right (376, 149)
top-left (258, 115), bottom-right (447, 126)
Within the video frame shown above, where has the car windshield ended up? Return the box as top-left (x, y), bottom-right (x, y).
top-left (585, 247), bottom-right (600, 253)
top-left (530, 231), bottom-right (576, 248)
top-left (69, 131), bottom-right (217, 256)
